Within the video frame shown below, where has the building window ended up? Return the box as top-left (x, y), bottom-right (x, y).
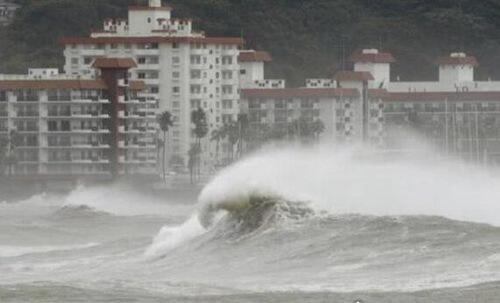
top-left (71, 58), bottom-right (79, 65)
top-left (190, 85), bottom-right (201, 94)
top-left (240, 69), bottom-right (246, 75)
top-left (172, 71), bottom-right (180, 78)
top-left (137, 57), bottom-right (146, 64)
top-left (190, 55), bottom-right (201, 64)
top-left (173, 42), bottom-right (179, 49)
top-left (222, 56), bottom-right (233, 65)
top-left (172, 57), bottom-right (180, 64)
top-left (223, 71), bottom-right (233, 79)
top-left (173, 87), bottom-right (180, 94)
top-left (138, 72), bottom-right (146, 79)
top-left (83, 57), bottom-right (93, 65)
top-left (147, 17), bottom-right (151, 23)
top-left (190, 99), bottom-right (201, 108)
top-left (150, 86), bottom-right (159, 94)
top-left (222, 100), bottom-right (233, 109)
top-left (48, 121), bottom-right (57, 131)
top-left (190, 69), bottom-right (201, 79)
top-left (222, 85), bottom-right (233, 94)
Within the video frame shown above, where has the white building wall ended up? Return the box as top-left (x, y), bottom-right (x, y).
top-left (354, 62), bottom-right (390, 89)
top-left (128, 10), bottom-right (172, 35)
top-left (439, 65), bottom-right (474, 84)
top-left (239, 61), bottom-right (264, 88)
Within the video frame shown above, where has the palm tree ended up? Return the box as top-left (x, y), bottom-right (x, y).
top-left (224, 121), bottom-right (239, 161)
top-left (157, 111), bottom-right (174, 181)
top-left (188, 144), bottom-right (200, 184)
top-left (311, 119), bottom-right (325, 141)
top-left (191, 107), bottom-right (208, 181)
top-left (0, 136), bottom-right (8, 176)
top-left (210, 127), bottom-right (225, 166)
top-left (5, 130), bottom-right (21, 176)
top-left (237, 113), bottom-right (249, 157)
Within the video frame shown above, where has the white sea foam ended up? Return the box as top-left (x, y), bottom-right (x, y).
top-left (198, 144), bottom-right (500, 226)
top-left (144, 215), bottom-right (207, 258)
top-left (0, 243), bottom-right (99, 258)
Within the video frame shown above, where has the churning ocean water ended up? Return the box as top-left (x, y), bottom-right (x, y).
top-left (2, 146), bottom-right (500, 303)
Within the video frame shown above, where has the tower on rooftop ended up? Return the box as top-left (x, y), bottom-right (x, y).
top-left (436, 52), bottom-right (478, 84)
top-left (349, 49), bottom-right (395, 89)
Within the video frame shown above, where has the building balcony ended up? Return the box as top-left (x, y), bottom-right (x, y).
top-left (47, 111), bottom-right (72, 118)
top-left (190, 49), bottom-right (209, 55)
top-left (134, 49), bottom-right (159, 55)
top-left (17, 129), bottom-right (39, 133)
top-left (80, 49), bottom-right (106, 56)
top-left (137, 63), bottom-right (159, 70)
top-left (17, 145), bottom-right (39, 149)
top-left (119, 158), bottom-right (156, 164)
top-left (14, 112), bottom-right (39, 118)
top-left (190, 78), bottom-right (205, 85)
top-left (118, 78), bottom-right (129, 87)
top-left (70, 127), bottom-right (110, 134)
top-left (142, 78), bottom-right (159, 85)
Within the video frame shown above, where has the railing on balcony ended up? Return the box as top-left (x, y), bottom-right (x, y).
top-left (16, 111), bottom-right (39, 117)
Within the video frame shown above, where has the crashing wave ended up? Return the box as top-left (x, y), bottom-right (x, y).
top-left (199, 193), bottom-right (315, 239)
top-left (145, 193), bottom-right (315, 258)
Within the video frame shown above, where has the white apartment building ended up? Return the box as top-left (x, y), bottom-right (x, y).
top-left (0, 59), bottom-right (158, 180)
top-left (61, 0), bottom-right (243, 171)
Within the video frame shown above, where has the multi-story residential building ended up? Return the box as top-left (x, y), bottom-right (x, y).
top-left (0, 0), bottom-right (19, 26)
top-left (240, 51), bottom-right (387, 146)
top-left (60, 0), bottom-right (243, 171)
top-left (0, 58), bottom-right (157, 179)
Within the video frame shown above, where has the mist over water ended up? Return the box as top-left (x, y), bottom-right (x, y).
top-left (3, 143), bottom-right (500, 302)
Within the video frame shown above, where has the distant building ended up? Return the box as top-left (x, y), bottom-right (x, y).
top-left (0, 59), bottom-right (158, 180)
top-left (382, 52), bottom-right (500, 164)
top-left (340, 49), bottom-right (500, 164)
top-left (0, 0), bottom-right (19, 26)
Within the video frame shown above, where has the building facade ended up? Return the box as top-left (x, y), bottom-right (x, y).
top-left (0, 59), bottom-right (157, 179)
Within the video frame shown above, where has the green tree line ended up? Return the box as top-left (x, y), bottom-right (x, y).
top-left (2, 0), bottom-right (500, 85)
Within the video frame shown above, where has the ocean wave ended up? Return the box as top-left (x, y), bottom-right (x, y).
top-left (62, 185), bottom-right (193, 217)
top-left (198, 145), bottom-right (500, 226)
top-left (0, 243), bottom-right (99, 258)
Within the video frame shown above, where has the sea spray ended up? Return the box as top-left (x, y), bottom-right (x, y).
top-left (62, 184), bottom-right (192, 217)
top-left (198, 144), bottom-right (500, 226)
top-left (144, 215), bottom-right (207, 258)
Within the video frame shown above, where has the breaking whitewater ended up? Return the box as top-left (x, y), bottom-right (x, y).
top-left (2, 145), bottom-right (500, 303)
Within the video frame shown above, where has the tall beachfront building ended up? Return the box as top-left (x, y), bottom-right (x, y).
top-left (60, 0), bottom-right (243, 171)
